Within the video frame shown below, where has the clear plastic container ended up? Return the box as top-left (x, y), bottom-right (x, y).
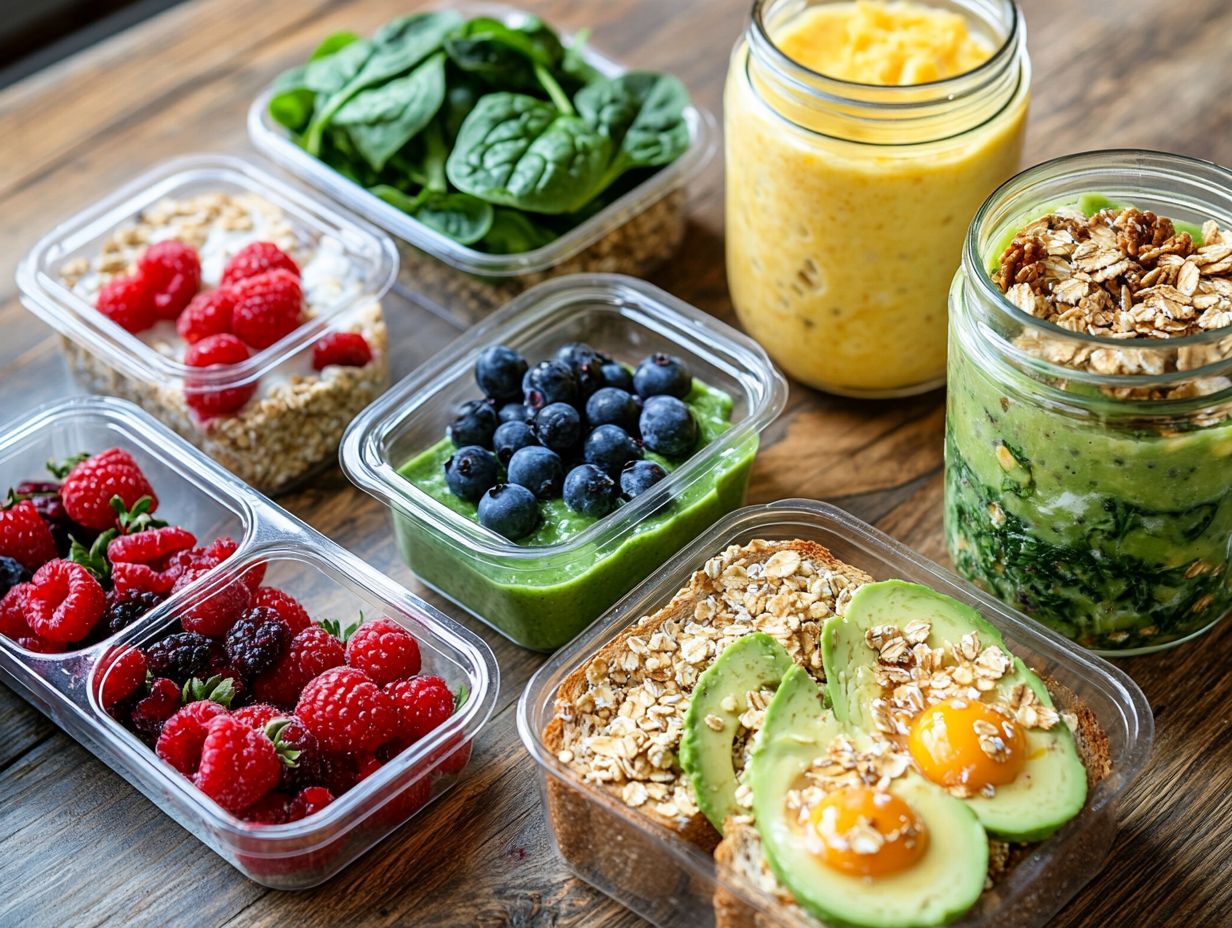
top-left (517, 500), bottom-right (1153, 928)
top-left (16, 154), bottom-right (399, 495)
top-left (247, 4), bottom-right (717, 324)
top-left (340, 274), bottom-right (787, 651)
top-left (0, 396), bottom-right (498, 889)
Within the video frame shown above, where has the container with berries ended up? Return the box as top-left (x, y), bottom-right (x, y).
top-left (0, 396), bottom-right (497, 888)
top-left (16, 154), bottom-right (399, 494)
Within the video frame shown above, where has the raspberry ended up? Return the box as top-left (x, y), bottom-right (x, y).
top-left (345, 618), bottom-right (421, 686)
top-left (183, 334), bottom-right (258, 417)
top-left (130, 677), bottom-right (182, 742)
top-left (312, 332), bottom-right (373, 370)
top-left (195, 714), bottom-right (282, 814)
top-left (18, 635), bottom-right (65, 654)
top-left (25, 560), bottom-right (106, 643)
top-left (251, 588), bottom-right (311, 634)
top-left (137, 240), bottom-right (201, 320)
top-left (176, 288), bottom-right (235, 343)
top-left (243, 791), bottom-right (291, 825)
top-left (224, 607), bottom-right (291, 678)
top-left (287, 786), bottom-right (334, 821)
top-left (99, 646), bottom-right (147, 708)
top-left (111, 562), bottom-right (177, 598)
top-left (380, 773), bottom-right (432, 828)
top-left (295, 666), bottom-right (397, 754)
top-left (354, 753), bottom-right (383, 782)
top-left (145, 631), bottom-right (215, 684)
top-left (274, 718), bottom-right (326, 793)
top-left (230, 269), bottom-right (303, 350)
top-left (433, 738), bottom-right (472, 777)
top-left (232, 703), bottom-right (284, 731)
top-left (175, 567), bottom-right (253, 637)
top-left (109, 526), bottom-right (196, 565)
top-left (251, 625), bottom-right (345, 708)
top-left (96, 272), bottom-right (155, 333)
top-left (103, 588), bottom-right (163, 635)
top-left (221, 242), bottom-right (300, 287)
top-left (156, 699), bottom-right (229, 774)
top-left (0, 500), bottom-right (59, 572)
top-left (0, 583), bottom-right (33, 639)
top-left (386, 675), bottom-right (454, 745)
top-left (60, 449), bottom-right (156, 532)
top-left (13, 481), bottom-right (77, 557)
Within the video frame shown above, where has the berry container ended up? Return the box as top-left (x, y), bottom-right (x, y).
top-left (15, 154), bottom-right (399, 495)
top-left (516, 500), bottom-right (1154, 928)
top-left (247, 3), bottom-right (717, 324)
top-left (0, 396), bottom-right (498, 889)
top-left (340, 274), bottom-right (787, 652)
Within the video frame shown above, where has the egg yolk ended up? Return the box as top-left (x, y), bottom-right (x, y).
top-left (907, 699), bottom-right (1026, 790)
top-left (807, 786), bottom-right (928, 877)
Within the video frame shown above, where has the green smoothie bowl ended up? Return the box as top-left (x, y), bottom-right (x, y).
top-left (341, 274), bottom-right (786, 651)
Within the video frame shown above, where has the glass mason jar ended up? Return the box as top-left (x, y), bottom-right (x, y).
top-left (945, 150), bottom-right (1232, 655)
top-left (725, 0), bottom-right (1030, 397)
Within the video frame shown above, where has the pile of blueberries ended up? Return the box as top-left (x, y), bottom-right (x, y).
top-left (443, 342), bottom-right (700, 540)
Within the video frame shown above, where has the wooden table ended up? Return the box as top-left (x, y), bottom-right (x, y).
top-left (1, 0), bottom-right (1229, 925)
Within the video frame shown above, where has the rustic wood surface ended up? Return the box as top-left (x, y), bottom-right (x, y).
top-left (1, 0), bottom-right (1229, 925)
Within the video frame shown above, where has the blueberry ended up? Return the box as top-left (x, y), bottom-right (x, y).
top-left (498, 402), bottom-right (534, 425)
top-left (585, 387), bottom-right (639, 432)
top-left (522, 360), bottom-right (578, 410)
top-left (534, 402), bottom-right (583, 453)
top-left (448, 399), bottom-right (498, 449)
top-left (444, 446), bottom-right (499, 502)
top-left (555, 342), bottom-right (607, 397)
top-left (477, 484), bottom-right (540, 540)
top-left (640, 395), bottom-right (698, 458)
top-left (475, 345), bottom-right (528, 402)
top-left (506, 446), bottom-right (564, 499)
top-left (598, 361), bottom-right (634, 392)
top-left (563, 464), bottom-right (618, 518)
top-left (620, 460), bottom-right (668, 500)
top-left (493, 421), bottom-right (538, 465)
top-left (0, 555), bottom-right (29, 598)
top-left (634, 352), bottom-right (692, 399)
top-left (584, 424), bottom-right (642, 477)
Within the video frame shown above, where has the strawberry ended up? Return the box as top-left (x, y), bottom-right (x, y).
top-left (177, 288), bottom-right (235, 343)
top-left (295, 666), bottom-right (397, 754)
top-left (194, 715), bottom-right (281, 814)
top-left (312, 332), bottom-right (372, 370)
top-left (287, 786), bottom-right (334, 821)
top-left (385, 675), bottom-right (453, 745)
top-left (0, 500), bottom-right (58, 572)
top-left (156, 699), bottom-right (229, 774)
top-left (345, 617), bottom-right (421, 686)
top-left (24, 559), bottom-right (106, 643)
top-left (183, 334), bottom-right (257, 417)
top-left (138, 240), bottom-right (201, 319)
top-left (221, 242), bottom-right (300, 286)
top-left (60, 449), bottom-right (156, 532)
top-left (251, 587), bottom-right (311, 634)
top-left (97, 272), bottom-right (156, 333)
top-left (251, 625), bottom-right (344, 708)
top-left (107, 526), bottom-right (196, 567)
top-left (230, 269), bottom-right (303, 350)
top-left (99, 646), bottom-right (148, 709)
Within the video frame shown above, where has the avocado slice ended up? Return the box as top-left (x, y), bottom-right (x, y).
top-left (750, 666), bottom-right (988, 928)
top-left (824, 580), bottom-right (1087, 841)
top-left (680, 633), bottom-right (794, 833)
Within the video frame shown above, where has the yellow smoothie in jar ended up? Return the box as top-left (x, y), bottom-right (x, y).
top-left (725, 0), bottom-right (1029, 396)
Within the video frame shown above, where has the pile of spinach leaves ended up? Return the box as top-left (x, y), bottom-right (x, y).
top-left (269, 11), bottom-right (692, 254)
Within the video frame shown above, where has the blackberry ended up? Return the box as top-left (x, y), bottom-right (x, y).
top-left (0, 555), bottom-right (29, 599)
top-left (146, 631), bottom-right (215, 684)
top-left (275, 718), bottom-right (328, 793)
top-left (224, 606), bottom-right (291, 678)
top-left (104, 589), bottom-right (163, 635)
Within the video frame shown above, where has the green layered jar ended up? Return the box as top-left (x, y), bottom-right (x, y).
top-left (944, 150), bottom-right (1232, 654)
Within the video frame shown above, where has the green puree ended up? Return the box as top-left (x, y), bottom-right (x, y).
top-left (946, 196), bottom-right (1232, 651)
top-left (395, 381), bottom-right (757, 651)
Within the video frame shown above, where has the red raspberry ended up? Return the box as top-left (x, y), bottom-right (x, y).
top-left (386, 675), bottom-right (454, 745)
top-left (183, 334), bottom-right (258, 417)
top-left (108, 526), bottom-right (197, 567)
top-left (99, 646), bottom-right (147, 708)
top-left (230, 270), bottom-right (303, 350)
top-left (195, 714), bottom-right (282, 814)
top-left (312, 332), bottom-right (373, 370)
top-left (243, 791), bottom-right (291, 825)
top-left (433, 738), bottom-right (473, 777)
top-left (355, 752), bottom-right (383, 782)
top-left (25, 560), bottom-right (106, 643)
top-left (130, 677), bottom-right (183, 741)
top-left (0, 500), bottom-right (58, 572)
top-left (60, 449), bottom-right (156, 532)
top-left (138, 240), bottom-right (201, 319)
top-left (176, 289), bottom-right (235, 343)
top-left (17, 635), bottom-right (64, 654)
top-left (175, 566), bottom-right (253, 637)
top-left (295, 666), bottom-right (397, 754)
top-left (221, 242), bottom-right (300, 287)
top-left (287, 785), bottom-right (334, 821)
top-left (97, 272), bottom-right (156, 333)
top-left (252, 588), bottom-right (311, 634)
top-left (345, 617), bottom-right (421, 686)
top-left (0, 583), bottom-right (33, 639)
top-left (111, 562), bottom-right (177, 597)
top-left (380, 774), bottom-right (432, 827)
top-left (156, 700), bottom-right (229, 774)
top-left (251, 625), bottom-right (345, 708)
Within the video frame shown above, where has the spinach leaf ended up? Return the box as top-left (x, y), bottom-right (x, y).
top-left (303, 38), bottom-right (374, 95)
top-left (370, 184), bottom-right (427, 214)
top-left (311, 31), bottom-right (362, 61)
top-left (268, 32), bottom-right (366, 132)
top-left (333, 52), bottom-right (447, 171)
top-left (444, 16), bottom-right (564, 91)
top-left (415, 192), bottom-right (494, 244)
top-left (482, 209), bottom-right (557, 253)
top-left (560, 28), bottom-right (603, 89)
top-left (304, 11), bottom-right (462, 154)
top-left (576, 71), bottom-right (690, 169)
top-left (421, 120), bottom-right (449, 192)
top-left (441, 75), bottom-right (484, 141)
top-left (446, 92), bottom-right (611, 215)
